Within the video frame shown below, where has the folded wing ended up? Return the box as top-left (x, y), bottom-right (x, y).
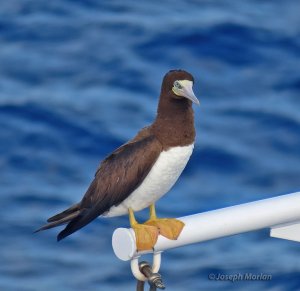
top-left (37, 128), bottom-right (162, 241)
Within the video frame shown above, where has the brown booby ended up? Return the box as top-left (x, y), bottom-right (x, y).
top-left (36, 69), bottom-right (199, 251)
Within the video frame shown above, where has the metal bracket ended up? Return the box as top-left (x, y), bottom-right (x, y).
top-left (131, 251), bottom-right (162, 281)
top-left (131, 252), bottom-right (165, 290)
top-left (137, 261), bottom-right (165, 290)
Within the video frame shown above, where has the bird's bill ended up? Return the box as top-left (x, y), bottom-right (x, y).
top-left (172, 80), bottom-right (200, 105)
top-left (181, 80), bottom-right (200, 105)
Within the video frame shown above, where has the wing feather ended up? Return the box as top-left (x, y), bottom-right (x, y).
top-left (57, 129), bottom-right (162, 240)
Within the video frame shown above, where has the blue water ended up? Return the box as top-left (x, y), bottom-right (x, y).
top-left (1, 1), bottom-right (300, 290)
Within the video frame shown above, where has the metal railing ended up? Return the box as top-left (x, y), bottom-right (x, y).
top-left (112, 191), bottom-right (300, 289)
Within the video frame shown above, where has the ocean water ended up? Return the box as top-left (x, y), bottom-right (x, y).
top-left (1, 0), bottom-right (300, 290)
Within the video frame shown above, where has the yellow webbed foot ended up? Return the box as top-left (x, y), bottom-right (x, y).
top-left (132, 223), bottom-right (159, 251)
top-left (145, 218), bottom-right (185, 240)
top-left (128, 207), bottom-right (159, 251)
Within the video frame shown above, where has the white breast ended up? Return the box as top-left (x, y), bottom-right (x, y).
top-left (104, 143), bottom-right (194, 217)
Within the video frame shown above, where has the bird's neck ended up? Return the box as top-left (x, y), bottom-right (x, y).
top-left (152, 95), bottom-right (195, 149)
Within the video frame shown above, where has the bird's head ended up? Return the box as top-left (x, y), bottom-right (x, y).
top-left (161, 69), bottom-right (199, 105)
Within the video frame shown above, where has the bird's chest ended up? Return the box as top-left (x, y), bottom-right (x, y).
top-left (123, 143), bottom-right (194, 210)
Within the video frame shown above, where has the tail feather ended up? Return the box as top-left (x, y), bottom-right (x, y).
top-left (47, 203), bottom-right (80, 222)
top-left (35, 203), bottom-right (81, 233)
top-left (35, 210), bottom-right (81, 233)
top-left (57, 207), bottom-right (99, 241)
top-left (36, 203), bottom-right (102, 241)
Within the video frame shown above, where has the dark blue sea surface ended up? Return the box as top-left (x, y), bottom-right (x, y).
top-left (1, 1), bottom-right (300, 290)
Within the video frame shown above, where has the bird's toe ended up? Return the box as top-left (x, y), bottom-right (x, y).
top-left (132, 223), bottom-right (159, 251)
top-left (145, 218), bottom-right (185, 240)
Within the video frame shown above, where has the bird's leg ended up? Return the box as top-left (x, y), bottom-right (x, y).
top-left (128, 207), bottom-right (159, 251)
top-left (145, 204), bottom-right (185, 240)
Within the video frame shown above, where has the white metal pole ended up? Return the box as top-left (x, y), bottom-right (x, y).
top-left (112, 191), bottom-right (300, 261)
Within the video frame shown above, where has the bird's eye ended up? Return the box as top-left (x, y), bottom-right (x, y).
top-left (174, 81), bottom-right (183, 89)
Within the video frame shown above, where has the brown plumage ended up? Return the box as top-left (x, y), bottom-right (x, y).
top-left (153, 74), bottom-right (195, 149)
top-left (36, 69), bottom-right (197, 241)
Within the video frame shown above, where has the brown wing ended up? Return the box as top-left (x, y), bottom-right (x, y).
top-left (57, 128), bottom-right (162, 240)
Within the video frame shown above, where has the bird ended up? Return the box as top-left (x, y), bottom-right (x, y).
top-left (36, 69), bottom-right (199, 251)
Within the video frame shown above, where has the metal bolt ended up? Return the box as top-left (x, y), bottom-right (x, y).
top-left (138, 261), bottom-right (165, 290)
